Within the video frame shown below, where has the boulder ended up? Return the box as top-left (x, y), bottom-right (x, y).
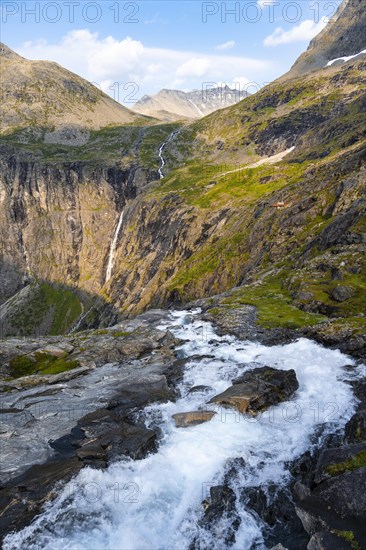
top-left (329, 286), bottom-right (355, 302)
top-left (172, 410), bottom-right (216, 428)
top-left (188, 385), bottom-right (212, 394)
top-left (209, 367), bottom-right (299, 415)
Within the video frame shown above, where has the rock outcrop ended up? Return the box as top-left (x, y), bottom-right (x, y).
top-left (292, 378), bottom-right (366, 550)
top-left (208, 367), bottom-right (299, 415)
top-left (285, 0), bottom-right (366, 78)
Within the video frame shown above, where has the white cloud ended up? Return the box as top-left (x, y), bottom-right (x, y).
top-left (264, 18), bottom-right (328, 46)
top-left (215, 40), bottom-right (235, 51)
top-left (16, 30), bottom-right (272, 103)
top-left (176, 58), bottom-right (211, 78)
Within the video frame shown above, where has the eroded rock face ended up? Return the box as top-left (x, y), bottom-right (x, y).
top-left (172, 410), bottom-right (216, 428)
top-left (208, 367), bottom-right (299, 415)
top-left (293, 422), bottom-right (366, 550)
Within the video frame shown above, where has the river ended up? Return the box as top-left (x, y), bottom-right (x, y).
top-left (4, 309), bottom-right (362, 549)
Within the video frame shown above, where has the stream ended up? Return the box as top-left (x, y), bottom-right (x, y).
top-left (3, 309), bottom-right (363, 550)
top-left (158, 130), bottom-right (179, 179)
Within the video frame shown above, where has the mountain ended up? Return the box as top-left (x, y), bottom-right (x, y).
top-left (286, 0), bottom-right (366, 77)
top-left (0, 0), bottom-right (365, 356)
top-left (0, 43), bottom-right (146, 136)
top-left (132, 86), bottom-right (249, 121)
top-left (1, 3), bottom-right (366, 546)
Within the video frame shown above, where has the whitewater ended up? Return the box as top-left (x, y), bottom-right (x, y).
top-left (4, 309), bottom-right (364, 550)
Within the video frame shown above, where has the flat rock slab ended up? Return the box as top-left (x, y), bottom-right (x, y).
top-left (208, 367), bottom-right (299, 415)
top-left (172, 410), bottom-right (216, 428)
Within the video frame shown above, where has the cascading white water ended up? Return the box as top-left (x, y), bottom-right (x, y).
top-left (105, 210), bottom-right (124, 283)
top-left (68, 306), bottom-right (93, 334)
top-left (4, 309), bottom-right (364, 550)
top-left (158, 130), bottom-right (179, 179)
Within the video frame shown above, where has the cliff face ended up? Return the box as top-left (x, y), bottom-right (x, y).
top-left (0, 150), bottom-right (150, 302)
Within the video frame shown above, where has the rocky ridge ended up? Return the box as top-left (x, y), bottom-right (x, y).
top-left (132, 86), bottom-right (249, 121)
top-left (0, 43), bottom-right (145, 134)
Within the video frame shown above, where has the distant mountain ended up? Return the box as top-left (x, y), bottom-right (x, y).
top-left (132, 86), bottom-right (249, 121)
top-left (286, 0), bottom-right (366, 78)
top-left (0, 43), bottom-right (146, 135)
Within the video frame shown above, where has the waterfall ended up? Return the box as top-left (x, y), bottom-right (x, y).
top-left (68, 306), bottom-right (93, 334)
top-left (105, 210), bottom-right (124, 283)
top-left (158, 130), bottom-right (179, 179)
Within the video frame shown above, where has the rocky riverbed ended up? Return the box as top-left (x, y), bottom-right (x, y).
top-left (0, 306), bottom-right (365, 549)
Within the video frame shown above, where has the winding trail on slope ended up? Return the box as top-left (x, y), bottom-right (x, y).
top-left (217, 146), bottom-right (295, 179)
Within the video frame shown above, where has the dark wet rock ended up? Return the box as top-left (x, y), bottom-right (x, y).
top-left (242, 484), bottom-right (309, 550)
top-left (345, 410), bottom-right (366, 443)
top-left (303, 324), bottom-right (366, 363)
top-left (209, 367), bottom-right (299, 415)
top-left (188, 385), bottom-right (212, 394)
top-left (295, 468), bottom-right (366, 548)
top-left (163, 357), bottom-right (189, 394)
top-left (351, 378), bottom-right (366, 406)
top-left (172, 410), bottom-right (216, 428)
top-left (329, 286), bottom-right (355, 302)
top-left (105, 374), bottom-right (171, 417)
top-left (293, 481), bottom-right (311, 502)
top-left (203, 485), bottom-right (237, 522)
top-left (75, 409), bottom-right (159, 464)
top-left (307, 531), bottom-right (354, 550)
top-left (314, 442), bottom-right (366, 484)
top-left (191, 485), bottom-right (240, 548)
top-left (0, 458), bottom-right (82, 542)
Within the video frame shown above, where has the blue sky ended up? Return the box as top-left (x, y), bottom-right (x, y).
top-left (1, 1), bottom-right (341, 104)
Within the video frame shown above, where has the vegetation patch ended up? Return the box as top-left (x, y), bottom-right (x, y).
top-left (7, 282), bottom-right (82, 336)
top-left (9, 351), bottom-right (79, 378)
top-left (222, 278), bottom-right (325, 329)
top-left (326, 451), bottom-right (366, 477)
top-left (333, 530), bottom-right (361, 550)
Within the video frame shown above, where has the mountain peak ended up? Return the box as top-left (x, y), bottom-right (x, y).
top-left (286, 0), bottom-right (366, 78)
